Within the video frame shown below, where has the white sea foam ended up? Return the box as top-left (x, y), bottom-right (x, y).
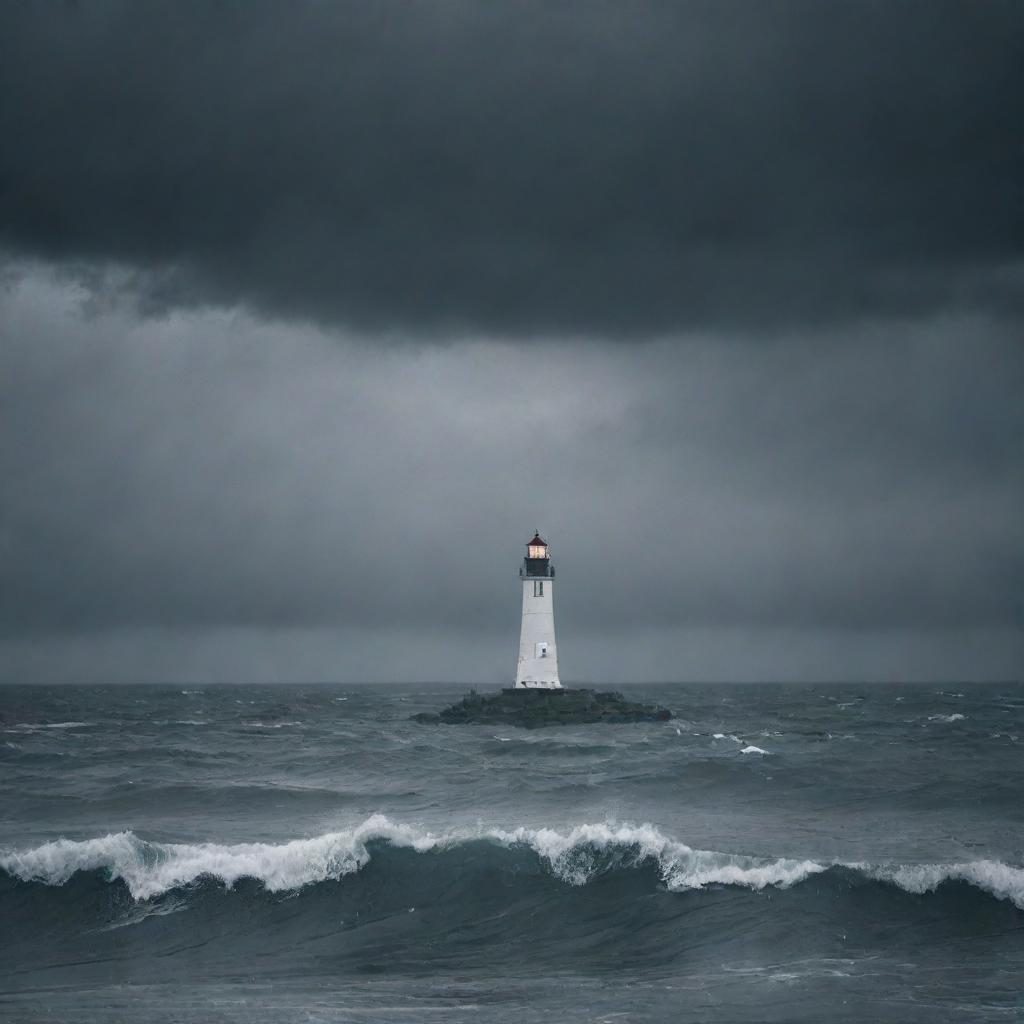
top-left (740, 745), bottom-right (768, 755)
top-left (927, 713), bottom-right (966, 723)
top-left (489, 821), bottom-right (826, 891)
top-left (12, 722), bottom-right (91, 731)
top-left (0, 815), bottom-right (444, 900)
top-left (3, 817), bottom-right (1022, 909)
top-left (856, 859), bottom-right (1024, 909)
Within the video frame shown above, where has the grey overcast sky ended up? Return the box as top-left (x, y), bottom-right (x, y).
top-left (1, 1), bottom-right (1021, 683)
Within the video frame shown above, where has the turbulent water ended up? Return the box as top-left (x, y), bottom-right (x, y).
top-left (1, 683), bottom-right (1022, 1023)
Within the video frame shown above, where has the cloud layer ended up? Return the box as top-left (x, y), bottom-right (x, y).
top-left (1, 1), bottom-right (1021, 333)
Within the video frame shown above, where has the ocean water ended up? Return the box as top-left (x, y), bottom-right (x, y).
top-left (1, 682), bottom-right (1022, 1023)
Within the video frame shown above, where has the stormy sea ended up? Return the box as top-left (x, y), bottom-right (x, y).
top-left (1, 683), bottom-right (1021, 1023)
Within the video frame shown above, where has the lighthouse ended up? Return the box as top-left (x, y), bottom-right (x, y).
top-left (515, 531), bottom-right (562, 689)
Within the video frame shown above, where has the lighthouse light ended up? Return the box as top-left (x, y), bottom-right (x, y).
top-left (528, 543), bottom-right (547, 559)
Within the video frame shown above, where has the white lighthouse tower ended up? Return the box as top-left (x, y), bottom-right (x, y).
top-left (514, 531), bottom-right (562, 689)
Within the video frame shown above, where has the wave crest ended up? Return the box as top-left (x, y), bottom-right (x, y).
top-left (490, 821), bottom-right (822, 891)
top-left (0, 816), bottom-right (440, 899)
top-left (2, 816), bottom-right (1022, 908)
top-left (861, 859), bottom-right (1024, 907)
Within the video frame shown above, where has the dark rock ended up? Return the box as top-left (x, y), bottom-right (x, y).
top-left (412, 688), bottom-right (672, 728)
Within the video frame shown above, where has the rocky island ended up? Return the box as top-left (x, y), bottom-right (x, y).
top-left (412, 687), bottom-right (672, 728)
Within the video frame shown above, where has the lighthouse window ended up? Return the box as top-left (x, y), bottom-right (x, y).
top-left (533, 581), bottom-right (544, 597)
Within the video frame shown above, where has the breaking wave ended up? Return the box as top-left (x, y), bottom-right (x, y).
top-left (2, 816), bottom-right (1022, 909)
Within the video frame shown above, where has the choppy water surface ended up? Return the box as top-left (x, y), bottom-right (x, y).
top-left (1, 682), bottom-right (1022, 1022)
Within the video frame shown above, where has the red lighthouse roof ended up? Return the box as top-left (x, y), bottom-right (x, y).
top-left (528, 531), bottom-right (547, 547)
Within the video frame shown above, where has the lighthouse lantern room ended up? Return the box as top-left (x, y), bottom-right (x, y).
top-left (515, 532), bottom-right (562, 689)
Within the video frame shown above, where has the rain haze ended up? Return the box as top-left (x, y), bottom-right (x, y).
top-left (1, 0), bottom-right (1021, 684)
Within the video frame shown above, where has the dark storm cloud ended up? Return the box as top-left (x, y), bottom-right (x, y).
top-left (1, 1), bottom-right (1021, 334)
